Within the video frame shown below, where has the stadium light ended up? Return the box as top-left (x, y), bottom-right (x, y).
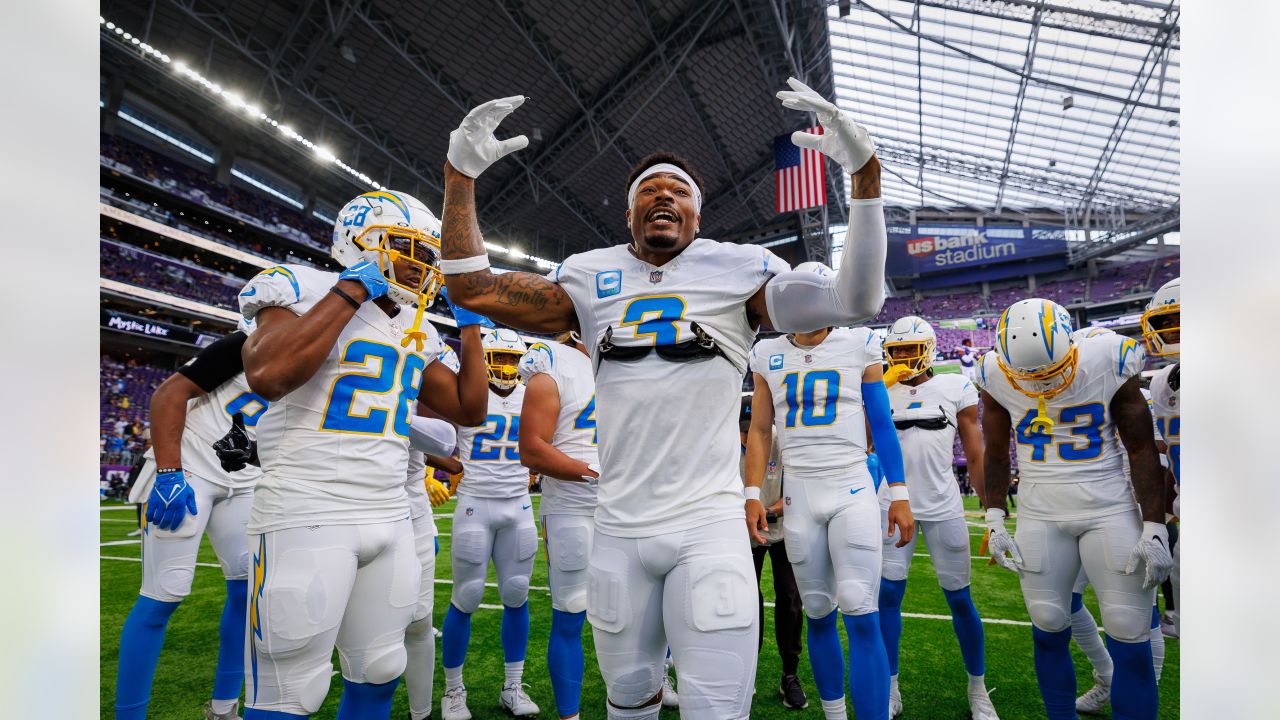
top-left (100, 15), bottom-right (560, 271)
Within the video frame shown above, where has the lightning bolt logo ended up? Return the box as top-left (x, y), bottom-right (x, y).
top-left (1039, 301), bottom-right (1057, 361)
top-left (249, 535), bottom-right (267, 700)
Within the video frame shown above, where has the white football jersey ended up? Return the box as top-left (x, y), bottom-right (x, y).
top-left (179, 372), bottom-right (266, 488)
top-left (749, 327), bottom-right (883, 479)
top-left (517, 341), bottom-right (599, 516)
top-left (1150, 363), bottom-right (1180, 514)
top-left (977, 332), bottom-right (1146, 521)
top-left (455, 384), bottom-right (528, 499)
top-left (238, 264), bottom-right (441, 532)
top-left (550, 239), bottom-right (787, 536)
top-left (883, 373), bottom-right (978, 521)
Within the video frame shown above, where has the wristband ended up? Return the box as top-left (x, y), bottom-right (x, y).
top-left (744, 486), bottom-right (762, 501)
top-left (984, 507), bottom-right (1007, 524)
top-left (156, 467), bottom-right (182, 475)
top-left (439, 255), bottom-right (491, 275)
top-left (888, 484), bottom-right (909, 502)
top-left (329, 286), bottom-right (362, 309)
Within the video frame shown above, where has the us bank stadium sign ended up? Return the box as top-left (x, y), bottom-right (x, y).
top-left (885, 224), bottom-right (1068, 276)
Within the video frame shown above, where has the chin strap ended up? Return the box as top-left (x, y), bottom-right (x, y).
top-left (1029, 397), bottom-right (1054, 435)
top-left (401, 301), bottom-right (429, 352)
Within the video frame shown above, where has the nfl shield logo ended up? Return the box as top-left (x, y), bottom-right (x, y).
top-left (804, 354), bottom-right (813, 364)
top-left (909, 388), bottom-right (917, 395)
top-left (465, 507), bottom-right (474, 516)
top-left (649, 270), bottom-right (663, 284)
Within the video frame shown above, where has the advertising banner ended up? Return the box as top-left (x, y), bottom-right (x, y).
top-left (886, 224), bottom-right (1068, 276)
top-left (101, 308), bottom-right (203, 346)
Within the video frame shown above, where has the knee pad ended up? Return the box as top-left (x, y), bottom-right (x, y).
top-left (801, 590), bottom-right (837, 619)
top-left (1026, 599), bottom-right (1072, 634)
top-left (836, 575), bottom-right (878, 616)
top-left (558, 584), bottom-right (589, 614)
top-left (607, 662), bottom-right (663, 709)
top-left (500, 573), bottom-right (531, 608)
top-left (451, 577), bottom-right (486, 615)
top-left (293, 660), bottom-right (335, 714)
top-left (352, 644), bottom-right (408, 685)
top-left (880, 549), bottom-right (910, 583)
top-left (150, 562), bottom-right (196, 602)
top-left (223, 548), bottom-right (251, 581)
top-left (1098, 601), bottom-right (1153, 643)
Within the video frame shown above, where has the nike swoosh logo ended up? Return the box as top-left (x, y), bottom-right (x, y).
top-left (521, 504), bottom-right (531, 510)
top-left (849, 488), bottom-right (864, 495)
top-left (239, 287), bottom-right (257, 297)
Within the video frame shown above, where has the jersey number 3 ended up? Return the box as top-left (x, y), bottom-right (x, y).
top-left (1015, 402), bottom-right (1105, 462)
top-left (321, 340), bottom-right (425, 438)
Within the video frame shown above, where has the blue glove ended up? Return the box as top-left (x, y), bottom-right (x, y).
top-left (146, 469), bottom-right (197, 531)
top-left (440, 286), bottom-right (494, 328)
top-left (866, 452), bottom-right (883, 485)
top-left (338, 261), bottom-right (389, 301)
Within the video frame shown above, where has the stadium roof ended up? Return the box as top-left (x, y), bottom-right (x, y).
top-left (829, 0), bottom-right (1180, 217)
top-left (100, 0), bottom-right (1179, 264)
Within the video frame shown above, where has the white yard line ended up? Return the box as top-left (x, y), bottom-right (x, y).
top-left (101, 540), bottom-right (142, 546)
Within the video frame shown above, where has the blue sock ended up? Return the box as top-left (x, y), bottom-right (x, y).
top-left (115, 596), bottom-right (180, 719)
top-left (244, 710), bottom-right (307, 719)
top-left (213, 579), bottom-right (248, 703)
top-left (442, 604), bottom-right (472, 669)
top-left (843, 612), bottom-right (890, 720)
top-left (548, 609), bottom-right (586, 716)
top-left (1071, 592), bottom-right (1085, 613)
top-left (943, 586), bottom-right (986, 676)
top-left (1107, 635), bottom-right (1158, 720)
top-left (878, 578), bottom-right (907, 676)
top-left (502, 602), bottom-right (531, 663)
top-left (1150, 605), bottom-right (1160, 630)
top-left (1031, 626), bottom-right (1078, 719)
top-left (336, 677), bottom-right (400, 719)
top-left (806, 610), bottom-right (846, 702)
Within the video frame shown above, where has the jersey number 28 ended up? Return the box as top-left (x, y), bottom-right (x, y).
top-left (321, 340), bottom-right (425, 438)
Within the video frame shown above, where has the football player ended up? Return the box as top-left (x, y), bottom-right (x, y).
top-left (1142, 278), bottom-right (1180, 637)
top-left (516, 334), bottom-right (600, 720)
top-left (438, 78), bottom-right (889, 719)
top-left (746, 264), bottom-right (912, 720)
top-left (1062, 327), bottom-right (1169, 714)
top-left (114, 319), bottom-right (266, 720)
top-left (957, 338), bottom-right (981, 381)
top-left (403, 340), bottom-right (469, 720)
top-left (237, 191), bottom-right (489, 720)
top-left (879, 316), bottom-right (998, 719)
top-left (441, 328), bottom-right (541, 720)
top-left (979, 299), bottom-right (1172, 720)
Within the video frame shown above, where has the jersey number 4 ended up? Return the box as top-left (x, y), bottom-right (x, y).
top-left (1015, 402), bottom-right (1105, 462)
top-left (573, 394), bottom-right (599, 445)
top-left (781, 370), bottom-right (840, 428)
top-left (321, 340), bottom-right (425, 438)
top-left (471, 414), bottom-right (520, 461)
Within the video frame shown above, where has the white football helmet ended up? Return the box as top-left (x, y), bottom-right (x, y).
top-left (331, 190), bottom-right (445, 308)
top-left (1069, 325), bottom-right (1114, 344)
top-left (994, 298), bottom-right (1077, 400)
top-left (793, 261), bottom-right (834, 277)
top-left (483, 328), bottom-right (528, 389)
top-left (1140, 277), bottom-right (1180, 358)
top-left (883, 315), bottom-right (936, 379)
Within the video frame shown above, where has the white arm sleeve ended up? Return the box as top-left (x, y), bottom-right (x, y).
top-left (408, 417), bottom-right (458, 457)
top-left (763, 198), bottom-right (887, 332)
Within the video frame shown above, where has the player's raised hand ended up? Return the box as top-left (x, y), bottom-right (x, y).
top-left (338, 261), bottom-right (389, 301)
top-left (776, 77), bottom-right (876, 173)
top-left (745, 495), bottom-right (770, 545)
top-left (886, 492), bottom-right (915, 548)
top-left (146, 469), bottom-right (197, 532)
top-left (984, 508), bottom-right (1023, 573)
top-left (441, 286), bottom-right (495, 328)
top-left (447, 96), bottom-right (529, 178)
top-left (1125, 521), bottom-right (1174, 589)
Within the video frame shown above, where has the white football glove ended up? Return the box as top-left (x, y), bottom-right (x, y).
top-left (583, 462), bottom-right (601, 486)
top-left (985, 508), bottom-right (1023, 573)
top-left (775, 77), bottom-right (877, 173)
top-left (1125, 521), bottom-right (1174, 589)
top-left (447, 96), bottom-right (530, 178)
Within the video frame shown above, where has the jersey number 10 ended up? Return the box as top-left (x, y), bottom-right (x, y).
top-left (781, 370), bottom-right (840, 428)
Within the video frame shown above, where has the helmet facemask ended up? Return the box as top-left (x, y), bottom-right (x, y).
top-left (883, 338), bottom-right (935, 380)
top-left (1140, 304), bottom-right (1180, 358)
top-left (352, 225), bottom-right (445, 308)
top-left (486, 349), bottom-right (524, 389)
top-left (996, 345), bottom-right (1079, 435)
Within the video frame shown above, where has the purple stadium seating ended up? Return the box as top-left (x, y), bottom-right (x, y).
top-left (100, 356), bottom-right (170, 465)
top-left (101, 239), bottom-right (242, 309)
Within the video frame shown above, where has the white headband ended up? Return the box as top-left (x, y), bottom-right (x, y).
top-left (626, 163), bottom-right (702, 212)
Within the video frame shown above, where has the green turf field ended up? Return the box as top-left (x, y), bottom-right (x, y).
top-left (101, 495), bottom-right (1178, 718)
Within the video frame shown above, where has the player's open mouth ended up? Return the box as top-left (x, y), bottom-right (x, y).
top-left (645, 207), bottom-right (680, 228)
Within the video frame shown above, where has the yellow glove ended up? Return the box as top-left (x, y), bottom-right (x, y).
top-left (426, 476), bottom-right (451, 507)
top-left (883, 364), bottom-right (914, 388)
top-left (449, 471), bottom-right (464, 494)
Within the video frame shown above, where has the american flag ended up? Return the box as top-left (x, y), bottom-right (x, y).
top-left (774, 126), bottom-right (826, 213)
